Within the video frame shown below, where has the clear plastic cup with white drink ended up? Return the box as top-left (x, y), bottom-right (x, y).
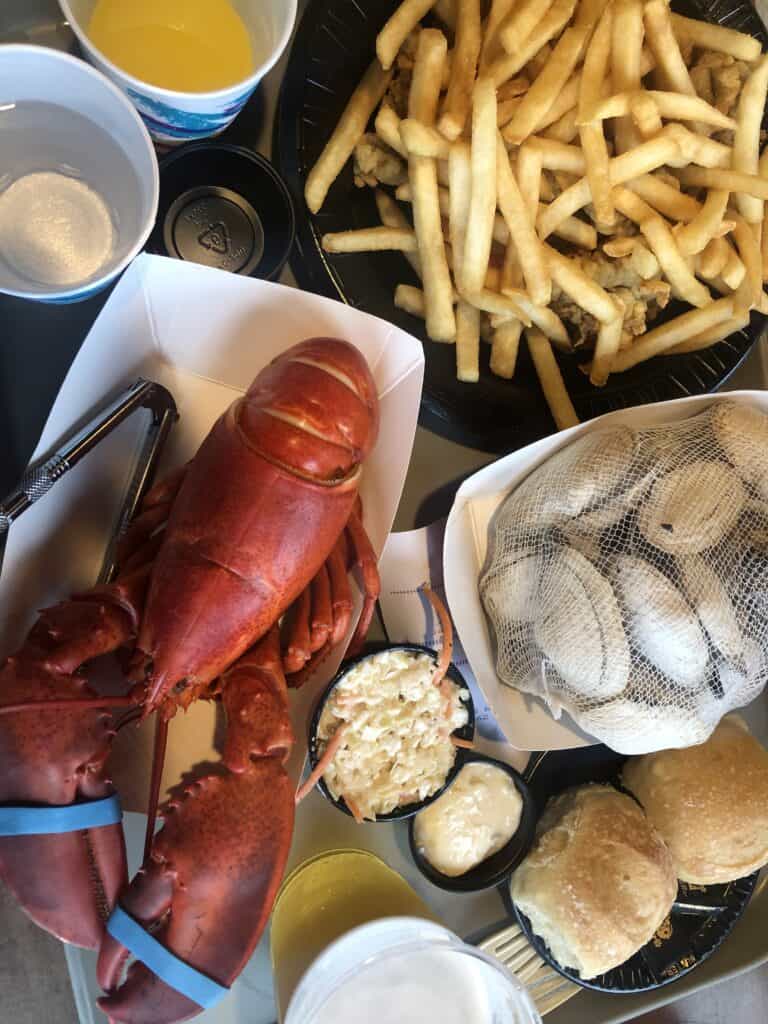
top-left (283, 916), bottom-right (541, 1024)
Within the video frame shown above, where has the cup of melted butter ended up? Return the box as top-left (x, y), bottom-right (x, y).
top-left (409, 754), bottom-right (537, 893)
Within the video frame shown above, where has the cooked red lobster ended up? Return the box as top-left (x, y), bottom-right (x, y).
top-left (0, 338), bottom-right (380, 1023)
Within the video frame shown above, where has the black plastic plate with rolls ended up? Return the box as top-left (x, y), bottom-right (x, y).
top-left (506, 745), bottom-right (760, 993)
top-left (276, 0), bottom-right (768, 453)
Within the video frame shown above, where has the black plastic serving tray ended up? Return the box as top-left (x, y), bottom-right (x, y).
top-left (275, 0), bottom-right (768, 453)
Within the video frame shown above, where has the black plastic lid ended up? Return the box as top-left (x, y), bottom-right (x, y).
top-left (148, 143), bottom-right (295, 282)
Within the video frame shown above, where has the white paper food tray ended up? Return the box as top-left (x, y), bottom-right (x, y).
top-left (0, 252), bottom-right (425, 1022)
top-left (445, 389), bottom-right (768, 752)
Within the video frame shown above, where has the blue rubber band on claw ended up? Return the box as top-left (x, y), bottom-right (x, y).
top-left (0, 794), bottom-right (122, 835)
top-left (106, 905), bottom-right (229, 1009)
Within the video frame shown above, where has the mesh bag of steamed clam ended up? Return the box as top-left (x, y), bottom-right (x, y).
top-left (480, 400), bottom-right (768, 755)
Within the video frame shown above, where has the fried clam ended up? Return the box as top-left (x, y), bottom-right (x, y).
top-left (577, 697), bottom-right (717, 754)
top-left (534, 547), bottom-right (629, 701)
top-left (638, 461), bottom-right (745, 554)
top-left (711, 401), bottom-right (768, 499)
top-left (613, 555), bottom-right (709, 689)
top-left (678, 553), bottom-right (744, 665)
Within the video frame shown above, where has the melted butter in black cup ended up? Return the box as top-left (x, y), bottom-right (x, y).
top-left (408, 753), bottom-right (538, 893)
top-left (148, 143), bottom-right (295, 281)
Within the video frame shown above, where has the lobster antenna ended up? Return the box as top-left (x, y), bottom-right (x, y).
top-left (143, 716), bottom-right (169, 864)
top-left (0, 696), bottom-right (134, 715)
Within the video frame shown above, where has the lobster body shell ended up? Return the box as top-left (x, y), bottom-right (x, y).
top-left (138, 338), bottom-right (379, 714)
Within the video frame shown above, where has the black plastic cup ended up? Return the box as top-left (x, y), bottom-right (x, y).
top-left (408, 752), bottom-right (538, 893)
top-left (308, 643), bottom-right (476, 822)
top-left (148, 143), bottom-right (295, 281)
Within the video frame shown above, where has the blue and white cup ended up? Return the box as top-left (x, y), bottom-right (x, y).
top-left (58, 1), bottom-right (298, 146)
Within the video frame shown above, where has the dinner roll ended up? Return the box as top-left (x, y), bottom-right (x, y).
top-left (622, 716), bottom-right (768, 884)
top-left (511, 785), bottom-right (676, 979)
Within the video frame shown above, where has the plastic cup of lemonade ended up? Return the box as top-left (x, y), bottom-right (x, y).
top-left (58, 0), bottom-right (298, 145)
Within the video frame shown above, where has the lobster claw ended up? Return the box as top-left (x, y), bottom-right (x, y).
top-left (97, 762), bottom-right (294, 1023)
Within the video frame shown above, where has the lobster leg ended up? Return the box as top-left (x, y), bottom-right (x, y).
top-left (345, 508), bottom-right (381, 656)
top-left (0, 572), bottom-right (147, 948)
top-left (98, 630), bottom-right (295, 1024)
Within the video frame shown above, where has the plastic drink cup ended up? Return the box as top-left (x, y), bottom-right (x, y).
top-left (283, 917), bottom-right (542, 1024)
top-left (0, 45), bottom-right (158, 303)
top-left (58, 0), bottom-right (298, 145)
top-left (270, 850), bottom-right (540, 1024)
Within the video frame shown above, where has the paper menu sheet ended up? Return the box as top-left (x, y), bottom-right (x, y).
top-left (378, 521), bottom-right (528, 773)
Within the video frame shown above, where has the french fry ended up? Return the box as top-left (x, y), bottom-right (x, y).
top-left (663, 125), bottom-right (732, 169)
top-left (733, 56), bottom-right (768, 223)
top-left (498, 289), bottom-right (571, 346)
top-left (504, 26), bottom-right (589, 145)
top-left (612, 188), bottom-right (712, 307)
top-left (720, 242), bottom-right (747, 291)
top-left (610, 298), bottom-right (735, 372)
top-left (322, 227), bottom-right (418, 253)
top-left (374, 188), bottom-right (411, 232)
top-left (468, 288), bottom-right (531, 326)
top-left (490, 319), bottom-right (523, 377)
top-left (501, 238), bottom-right (523, 292)
top-left (587, 91), bottom-right (737, 131)
top-left (643, 0), bottom-right (698, 100)
top-left (496, 136), bottom-right (551, 305)
top-left (526, 138), bottom-right (586, 174)
top-left (537, 129), bottom-right (683, 239)
top-left (395, 283), bottom-right (427, 317)
top-left (463, 79), bottom-right (498, 296)
top-left (676, 166), bottom-right (768, 200)
top-left (375, 105), bottom-right (407, 159)
top-left (545, 245), bottom-right (621, 323)
top-left (669, 315), bottom-right (750, 354)
top-left (481, 0), bottom-right (517, 68)
top-left (456, 300), bottom-right (481, 381)
top-left (449, 141), bottom-right (472, 293)
top-left (611, 0), bottom-right (644, 153)
top-left (547, 212), bottom-right (596, 249)
top-left (397, 182), bottom-right (512, 246)
top-left (698, 236), bottom-right (730, 279)
top-left (630, 240), bottom-right (661, 279)
top-left (760, 148), bottom-right (768, 281)
top-left (533, 72), bottom-right (581, 132)
top-left (497, 97), bottom-right (522, 127)
top-left (488, 0), bottom-right (577, 88)
top-left (578, 4), bottom-right (614, 226)
top-left (670, 13), bottom-right (762, 63)
top-left (591, 303), bottom-right (625, 386)
top-left (499, 0), bottom-right (555, 56)
top-left (517, 144), bottom-right (544, 221)
top-left (674, 190), bottom-right (730, 256)
top-left (439, 0), bottom-right (482, 140)
top-left (305, 60), bottom-right (392, 213)
top-left (626, 174), bottom-right (702, 221)
top-left (377, 0), bottom-right (437, 70)
top-left (409, 30), bottom-right (456, 342)
top-left (526, 327), bottom-right (580, 430)
top-left (401, 118), bottom-right (451, 159)
top-left (629, 93), bottom-right (663, 139)
top-left (542, 106), bottom-right (580, 144)
top-left (732, 215), bottom-right (763, 310)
